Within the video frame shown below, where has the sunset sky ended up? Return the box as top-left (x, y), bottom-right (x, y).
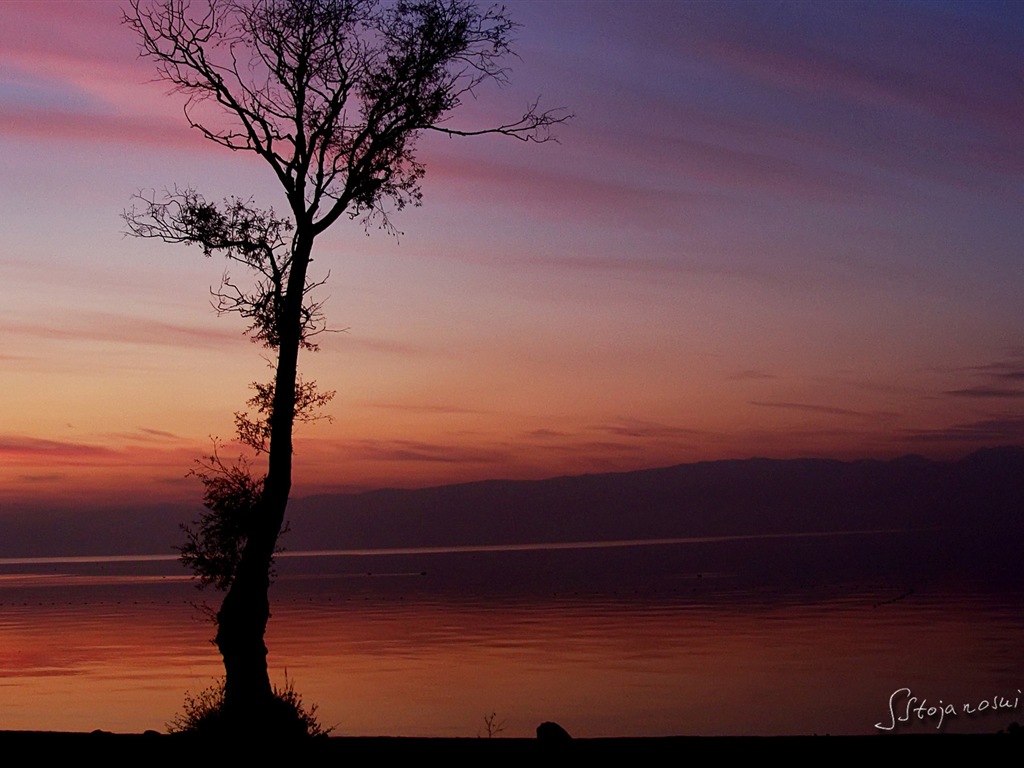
top-left (2, 0), bottom-right (1023, 511)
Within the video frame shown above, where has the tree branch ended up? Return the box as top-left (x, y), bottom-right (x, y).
top-left (426, 100), bottom-right (573, 143)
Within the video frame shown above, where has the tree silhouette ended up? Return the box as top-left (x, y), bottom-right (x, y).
top-left (123, 0), bottom-right (568, 733)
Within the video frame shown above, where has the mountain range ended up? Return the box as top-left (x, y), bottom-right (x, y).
top-left (4, 447), bottom-right (1021, 587)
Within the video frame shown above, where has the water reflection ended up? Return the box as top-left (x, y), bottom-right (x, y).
top-left (0, 543), bottom-right (1021, 736)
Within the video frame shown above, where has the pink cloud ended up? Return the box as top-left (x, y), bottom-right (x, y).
top-left (750, 401), bottom-right (878, 418)
top-left (1, 312), bottom-right (241, 349)
top-left (1, 3), bottom-right (129, 68)
top-left (345, 438), bottom-right (510, 465)
top-left (0, 436), bottom-right (115, 460)
top-left (694, 6), bottom-right (1023, 134)
top-left (368, 403), bottom-right (485, 415)
top-left (0, 106), bottom-right (209, 152)
top-left (595, 420), bottom-right (707, 440)
top-left (902, 416), bottom-right (1024, 446)
top-left (421, 150), bottom-right (701, 222)
top-left (335, 336), bottom-right (424, 356)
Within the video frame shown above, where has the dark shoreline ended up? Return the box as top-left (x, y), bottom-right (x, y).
top-left (0, 730), bottom-right (1006, 757)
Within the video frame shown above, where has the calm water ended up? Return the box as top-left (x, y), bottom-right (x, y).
top-left (1, 538), bottom-right (1022, 736)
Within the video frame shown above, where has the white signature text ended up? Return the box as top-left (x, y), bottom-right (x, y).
top-left (876, 687), bottom-right (1021, 731)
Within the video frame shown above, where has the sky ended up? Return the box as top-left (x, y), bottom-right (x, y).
top-left (2, 0), bottom-right (1023, 512)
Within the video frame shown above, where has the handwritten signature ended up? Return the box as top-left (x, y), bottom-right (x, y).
top-left (876, 687), bottom-right (1021, 731)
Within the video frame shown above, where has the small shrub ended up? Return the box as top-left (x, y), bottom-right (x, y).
top-left (480, 711), bottom-right (507, 738)
top-left (168, 677), bottom-right (331, 738)
top-left (271, 677), bottom-right (332, 738)
top-left (168, 680), bottom-right (227, 735)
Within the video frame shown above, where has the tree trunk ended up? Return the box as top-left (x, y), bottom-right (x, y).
top-left (214, 231), bottom-right (314, 732)
top-left (215, 549), bottom-right (273, 726)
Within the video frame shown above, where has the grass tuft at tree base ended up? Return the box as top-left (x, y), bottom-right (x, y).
top-left (168, 677), bottom-right (332, 738)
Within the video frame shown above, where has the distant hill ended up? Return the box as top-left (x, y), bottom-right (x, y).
top-left (2, 449), bottom-right (1022, 582)
top-left (285, 447), bottom-right (1024, 551)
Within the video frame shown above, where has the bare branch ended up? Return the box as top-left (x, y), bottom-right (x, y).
top-left (124, 189), bottom-right (332, 349)
top-left (124, 0), bottom-right (573, 227)
top-left (427, 100), bottom-right (574, 143)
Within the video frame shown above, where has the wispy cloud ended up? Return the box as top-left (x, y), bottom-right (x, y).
top-left (17, 473), bottom-right (64, 484)
top-left (425, 152), bottom-right (712, 229)
top-left (944, 387), bottom-right (1024, 399)
top-left (138, 427), bottom-right (182, 440)
top-left (749, 401), bottom-right (867, 418)
top-left (524, 429), bottom-right (573, 440)
top-left (903, 416), bottom-right (1024, 444)
top-left (368, 403), bottom-right (483, 415)
top-left (347, 439), bottom-right (509, 464)
top-left (959, 355), bottom-right (1024, 382)
top-left (943, 354), bottom-right (1024, 399)
top-left (0, 107), bottom-right (203, 151)
top-left (682, 3), bottom-right (1024, 193)
top-left (336, 336), bottom-right (423, 355)
top-left (729, 369), bottom-right (776, 381)
top-left (2, 312), bottom-right (240, 349)
top-left (0, 435), bottom-right (114, 459)
top-left (694, 3), bottom-right (1023, 133)
top-left (594, 420), bottom-right (706, 440)
top-left (106, 428), bottom-right (189, 443)
top-left (566, 440), bottom-right (648, 456)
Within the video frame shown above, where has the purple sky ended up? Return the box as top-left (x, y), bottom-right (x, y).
top-left (1, 0), bottom-right (1023, 509)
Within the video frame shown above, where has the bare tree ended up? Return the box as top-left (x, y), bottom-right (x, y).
top-left (123, 0), bottom-right (568, 733)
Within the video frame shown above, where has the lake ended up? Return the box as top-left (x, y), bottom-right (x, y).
top-left (1, 535), bottom-right (1022, 736)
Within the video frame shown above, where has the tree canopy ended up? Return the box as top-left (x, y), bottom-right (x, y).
top-left (126, 0), bottom-right (565, 232)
